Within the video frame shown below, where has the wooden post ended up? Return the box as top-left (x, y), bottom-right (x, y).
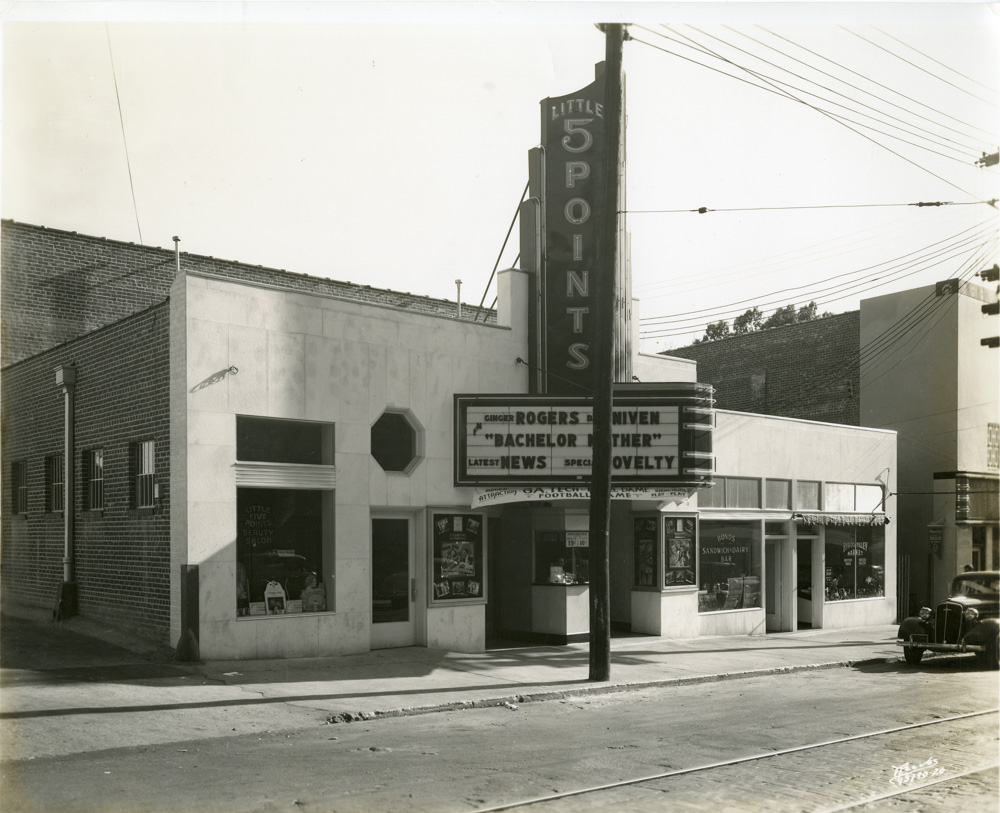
top-left (589, 23), bottom-right (625, 682)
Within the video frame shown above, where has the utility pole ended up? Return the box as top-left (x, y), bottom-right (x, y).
top-left (589, 22), bottom-right (625, 682)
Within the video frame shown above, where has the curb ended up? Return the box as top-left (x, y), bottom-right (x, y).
top-left (325, 655), bottom-right (900, 724)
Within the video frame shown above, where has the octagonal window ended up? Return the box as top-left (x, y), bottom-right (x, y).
top-left (371, 410), bottom-right (419, 473)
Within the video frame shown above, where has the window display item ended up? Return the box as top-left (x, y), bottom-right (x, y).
top-left (301, 580), bottom-right (327, 612)
top-left (264, 580), bottom-right (286, 614)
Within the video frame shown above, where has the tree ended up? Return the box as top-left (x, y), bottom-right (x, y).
top-left (762, 304), bottom-right (797, 330)
top-left (796, 301), bottom-right (818, 322)
top-left (733, 307), bottom-right (762, 334)
top-left (696, 319), bottom-right (731, 343)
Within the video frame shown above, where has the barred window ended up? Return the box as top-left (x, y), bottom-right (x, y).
top-left (132, 440), bottom-right (156, 509)
top-left (46, 454), bottom-right (65, 512)
top-left (11, 461), bottom-right (28, 514)
top-left (87, 449), bottom-right (105, 511)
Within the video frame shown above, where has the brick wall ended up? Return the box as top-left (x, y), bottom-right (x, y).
top-left (1, 304), bottom-right (172, 641)
top-left (1, 220), bottom-right (495, 366)
top-left (667, 312), bottom-right (861, 426)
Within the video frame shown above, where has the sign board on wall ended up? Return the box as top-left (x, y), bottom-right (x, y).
top-left (540, 72), bottom-right (608, 395)
top-left (429, 512), bottom-right (486, 606)
top-left (455, 385), bottom-right (714, 488)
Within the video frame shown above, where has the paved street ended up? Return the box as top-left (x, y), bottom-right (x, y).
top-left (1, 609), bottom-right (997, 812)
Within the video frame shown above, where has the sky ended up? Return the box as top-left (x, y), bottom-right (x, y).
top-left (2, 2), bottom-right (998, 351)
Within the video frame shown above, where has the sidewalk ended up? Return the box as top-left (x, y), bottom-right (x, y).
top-left (0, 606), bottom-right (903, 760)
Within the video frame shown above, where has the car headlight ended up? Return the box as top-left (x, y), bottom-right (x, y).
top-left (963, 607), bottom-right (979, 622)
top-left (918, 607), bottom-right (933, 621)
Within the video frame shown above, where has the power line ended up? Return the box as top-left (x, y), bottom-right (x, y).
top-left (626, 200), bottom-right (989, 215)
top-left (667, 25), bottom-right (989, 199)
top-left (634, 208), bottom-right (968, 298)
top-left (758, 26), bottom-right (997, 142)
top-left (106, 25), bottom-right (142, 246)
top-left (873, 27), bottom-right (999, 97)
top-left (723, 25), bottom-right (992, 156)
top-left (639, 221), bottom-right (995, 328)
top-left (688, 24), bottom-right (981, 162)
top-left (842, 26), bottom-right (999, 110)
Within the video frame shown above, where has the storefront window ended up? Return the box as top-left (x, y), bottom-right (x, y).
top-left (237, 488), bottom-right (326, 616)
top-left (534, 531), bottom-right (589, 584)
top-left (824, 525), bottom-right (885, 601)
top-left (698, 520), bottom-right (761, 612)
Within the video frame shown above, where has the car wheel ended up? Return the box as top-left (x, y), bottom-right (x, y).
top-left (903, 646), bottom-right (924, 665)
top-left (984, 633), bottom-right (1000, 671)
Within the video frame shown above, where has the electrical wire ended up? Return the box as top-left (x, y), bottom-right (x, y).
top-left (800, 247), bottom-right (994, 394)
top-left (655, 25), bottom-right (989, 200)
top-left (626, 200), bottom-right (987, 214)
top-left (726, 25), bottom-right (996, 154)
top-left (106, 24), bottom-right (142, 246)
top-left (688, 24), bottom-right (981, 161)
top-left (629, 30), bottom-right (985, 203)
top-left (639, 221), bottom-right (994, 329)
top-left (842, 26), bottom-right (999, 109)
top-left (639, 239), bottom-right (992, 341)
top-left (758, 26), bottom-right (998, 142)
top-left (633, 208), bottom-right (969, 298)
top-left (873, 27), bottom-right (999, 96)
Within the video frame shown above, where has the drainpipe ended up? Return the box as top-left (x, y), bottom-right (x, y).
top-left (455, 279), bottom-right (462, 319)
top-left (55, 364), bottom-right (78, 619)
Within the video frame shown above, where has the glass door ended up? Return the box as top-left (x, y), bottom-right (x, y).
top-left (371, 517), bottom-right (415, 648)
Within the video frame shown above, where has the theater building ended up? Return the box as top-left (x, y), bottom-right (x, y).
top-left (2, 220), bottom-right (897, 659)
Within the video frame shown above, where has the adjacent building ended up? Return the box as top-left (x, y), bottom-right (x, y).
top-left (669, 279), bottom-right (1000, 612)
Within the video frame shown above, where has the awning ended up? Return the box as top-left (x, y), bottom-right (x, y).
top-left (472, 486), bottom-right (696, 509)
top-left (794, 513), bottom-right (887, 526)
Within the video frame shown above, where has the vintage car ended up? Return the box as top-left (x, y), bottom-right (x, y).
top-left (897, 570), bottom-right (999, 669)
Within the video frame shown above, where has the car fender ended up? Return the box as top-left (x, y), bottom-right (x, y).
top-left (897, 617), bottom-right (931, 640)
top-left (964, 616), bottom-right (999, 645)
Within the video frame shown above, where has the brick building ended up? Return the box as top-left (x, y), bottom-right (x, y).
top-left (667, 312), bottom-right (860, 426)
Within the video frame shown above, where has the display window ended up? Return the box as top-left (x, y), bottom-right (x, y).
top-left (237, 488), bottom-right (326, 616)
top-left (632, 517), bottom-right (658, 588)
top-left (824, 525), bottom-right (885, 600)
top-left (663, 516), bottom-right (696, 587)
top-left (698, 520), bottom-right (761, 612)
top-left (534, 531), bottom-right (589, 584)
top-left (429, 512), bottom-right (486, 604)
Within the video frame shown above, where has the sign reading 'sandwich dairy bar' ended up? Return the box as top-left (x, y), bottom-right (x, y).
top-left (454, 385), bottom-right (714, 488)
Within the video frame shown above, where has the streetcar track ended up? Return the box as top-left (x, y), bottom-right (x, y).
top-left (473, 708), bottom-right (999, 812)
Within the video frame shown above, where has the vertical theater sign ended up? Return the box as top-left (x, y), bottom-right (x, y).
top-left (541, 71), bottom-right (607, 396)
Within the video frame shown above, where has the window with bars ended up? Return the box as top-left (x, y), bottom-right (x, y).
top-left (87, 449), bottom-right (105, 511)
top-left (11, 461), bottom-right (28, 514)
top-left (131, 440), bottom-right (156, 509)
top-left (46, 454), bottom-right (65, 512)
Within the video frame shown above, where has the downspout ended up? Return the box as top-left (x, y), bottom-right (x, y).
top-left (55, 364), bottom-right (77, 619)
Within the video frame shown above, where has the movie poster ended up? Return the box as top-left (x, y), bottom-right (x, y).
top-left (632, 517), bottom-right (658, 587)
top-left (430, 512), bottom-right (485, 604)
top-left (663, 516), bottom-right (696, 586)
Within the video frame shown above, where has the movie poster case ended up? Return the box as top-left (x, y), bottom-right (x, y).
top-left (428, 510), bottom-right (487, 607)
